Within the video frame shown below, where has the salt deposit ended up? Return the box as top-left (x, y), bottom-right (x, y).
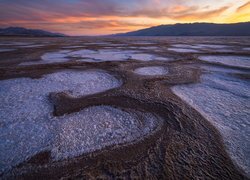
top-left (0, 70), bottom-right (122, 173)
top-left (130, 53), bottom-right (155, 61)
top-left (193, 44), bottom-right (231, 49)
top-left (139, 46), bottom-right (159, 50)
top-left (52, 106), bottom-right (160, 160)
top-left (20, 44), bottom-right (45, 48)
top-left (134, 66), bottom-right (168, 76)
top-left (20, 48), bottom-right (170, 65)
top-left (171, 44), bottom-right (195, 49)
top-left (73, 49), bottom-right (135, 61)
top-left (172, 74), bottom-right (250, 175)
top-left (68, 49), bottom-right (97, 57)
top-left (171, 44), bottom-right (232, 52)
top-left (41, 50), bottom-right (72, 63)
top-left (200, 65), bottom-right (247, 74)
top-left (199, 55), bottom-right (250, 68)
top-left (168, 48), bottom-right (200, 53)
top-left (68, 49), bottom-right (167, 62)
top-left (242, 47), bottom-right (250, 51)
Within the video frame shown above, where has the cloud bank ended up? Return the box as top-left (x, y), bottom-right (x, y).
top-left (0, 0), bottom-right (249, 35)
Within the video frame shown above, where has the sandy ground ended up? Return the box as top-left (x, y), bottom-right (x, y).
top-left (0, 36), bottom-right (249, 179)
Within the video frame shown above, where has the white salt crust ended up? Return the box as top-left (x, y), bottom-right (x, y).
top-left (130, 53), bottom-right (167, 61)
top-left (0, 70), bottom-right (122, 173)
top-left (20, 44), bottom-right (45, 48)
top-left (20, 49), bottom-right (169, 65)
top-left (172, 74), bottom-right (250, 176)
top-left (70, 49), bottom-right (167, 62)
top-left (199, 55), bottom-right (250, 68)
top-left (41, 50), bottom-right (72, 63)
top-left (134, 66), bottom-right (168, 76)
top-left (52, 106), bottom-right (160, 160)
top-left (242, 47), bottom-right (250, 51)
top-left (168, 48), bottom-right (201, 53)
top-left (74, 49), bottom-right (136, 61)
top-left (0, 70), bottom-right (160, 174)
top-left (172, 44), bottom-right (231, 49)
top-left (170, 44), bottom-right (234, 53)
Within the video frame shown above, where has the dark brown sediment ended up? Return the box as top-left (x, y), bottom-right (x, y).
top-left (0, 37), bottom-right (249, 179)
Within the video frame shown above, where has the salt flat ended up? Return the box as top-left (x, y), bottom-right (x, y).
top-left (0, 36), bottom-right (249, 179)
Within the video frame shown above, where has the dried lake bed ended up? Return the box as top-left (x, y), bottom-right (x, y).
top-left (0, 36), bottom-right (249, 179)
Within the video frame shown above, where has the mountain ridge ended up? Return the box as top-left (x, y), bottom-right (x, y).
top-left (114, 22), bottom-right (250, 36)
top-left (0, 27), bottom-right (66, 37)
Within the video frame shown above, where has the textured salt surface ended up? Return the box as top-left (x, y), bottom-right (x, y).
top-left (200, 65), bottom-right (247, 74)
top-left (171, 44), bottom-right (231, 49)
top-left (172, 74), bottom-right (250, 175)
top-left (130, 53), bottom-right (170, 61)
top-left (41, 50), bottom-right (72, 63)
top-left (20, 44), bottom-right (45, 48)
top-left (0, 48), bottom-right (15, 52)
top-left (75, 49), bottom-right (135, 61)
top-left (171, 44), bottom-right (195, 49)
top-left (52, 106), bottom-right (160, 160)
top-left (20, 48), bottom-right (170, 65)
top-left (171, 44), bottom-right (232, 51)
top-left (0, 70), bottom-right (121, 173)
top-left (193, 44), bottom-right (231, 49)
top-left (61, 49), bottom-right (167, 62)
top-left (243, 47), bottom-right (250, 51)
top-left (134, 66), bottom-right (168, 76)
top-left (199, 55), bottom-right (250, 68)
top-left (68, 49), bottom-right (97, 57)
top-left (20, 50), bottom-right (72, 65)
top-left (139, 46), bottom-right (159, 50)
top-left (168, 48), bottom-right (200, 53)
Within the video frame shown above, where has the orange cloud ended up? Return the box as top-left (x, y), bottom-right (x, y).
top-left (172, 6), bottom-right (229, 21)
top-left (237, 1), bottom-right (250, 12)
top-left (226, 1), bottom-right (250, 23)
top-left (0, 0), bottom-right (249, 35)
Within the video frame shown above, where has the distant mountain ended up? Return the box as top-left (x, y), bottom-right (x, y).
top-left (0, 27), bottom-right (66, 37)
top-left (115, 22), bottom-right (250, 36)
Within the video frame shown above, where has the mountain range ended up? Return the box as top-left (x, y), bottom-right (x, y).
top-left (1, 22), bottom-right (250, 37)
top-left (115, 22), bottom-right (250, 36)
top-left (0, 27), bottom-right (65, 37)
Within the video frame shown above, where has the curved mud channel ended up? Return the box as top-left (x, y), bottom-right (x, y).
top-left (0, 36), bottom-right (249, 179)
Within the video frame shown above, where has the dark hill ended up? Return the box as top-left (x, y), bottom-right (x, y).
top-left (0, 27), bottom-right (65, 37)
top-left (115, 22), bottom-right (250, 36)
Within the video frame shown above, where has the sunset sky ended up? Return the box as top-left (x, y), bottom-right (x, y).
top-left (0, 0), bottom-right (250, 35)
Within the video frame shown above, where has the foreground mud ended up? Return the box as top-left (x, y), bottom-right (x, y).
top-left (0, 36), bottom-right (249, 179)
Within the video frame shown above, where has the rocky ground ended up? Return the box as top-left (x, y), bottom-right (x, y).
top-left (0, 36), bottom-right (249, 179)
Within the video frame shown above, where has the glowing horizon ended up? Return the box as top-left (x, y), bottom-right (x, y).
top-left (0, 0), bottom-right (250, 36)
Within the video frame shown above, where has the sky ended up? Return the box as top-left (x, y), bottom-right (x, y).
top-left (0, 0), bottom-right (250, 36)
